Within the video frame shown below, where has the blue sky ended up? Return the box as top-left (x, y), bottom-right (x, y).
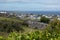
top-left (0, 0), bottom-right (60, 11)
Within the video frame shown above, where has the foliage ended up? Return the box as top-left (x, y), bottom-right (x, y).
top-left (45, 19), bottom-right (60, 40)
top-left (0, 17), bottom-right (24, 33)
top-left (40, 16), bottom-right (50, 23)
top-left (0, 30), bottom-right (60, 40)
top-left (0, 17), bottom-right (60, 40)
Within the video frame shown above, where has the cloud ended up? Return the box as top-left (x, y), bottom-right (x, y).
top-left (0, 0), bottom-right (60, 11)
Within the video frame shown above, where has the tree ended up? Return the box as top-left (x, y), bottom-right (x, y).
top-left (40, 16), bottom-right (50, 23)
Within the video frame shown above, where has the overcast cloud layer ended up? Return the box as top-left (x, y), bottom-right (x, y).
top-left (0, 0), bottom-right (60, 11)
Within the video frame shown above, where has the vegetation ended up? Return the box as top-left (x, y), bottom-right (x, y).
top-left (44, 19), bottom-right (60, 40)
top-left (0, 30), bottom-right (60, 40)
top-left (0, 16), bottom-right (59, 40)
top-left (5, 19), bottom-right (60, 40)
top-left (40, 16), bottom-right (50, 23)
top-left (0, 17), bottom-right (24, 33)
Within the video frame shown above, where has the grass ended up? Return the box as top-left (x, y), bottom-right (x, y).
top-left (0, 17), bottom-right (23, 23)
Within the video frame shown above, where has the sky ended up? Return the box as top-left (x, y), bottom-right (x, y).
top-left (0, 0), bottom-right (60, 11)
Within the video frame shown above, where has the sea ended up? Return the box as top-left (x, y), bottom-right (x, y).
top-left (0, 11), bottom-right (60, 15)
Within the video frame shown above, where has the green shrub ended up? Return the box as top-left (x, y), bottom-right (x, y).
top-left (40, 16), bottom-right (50, 23)
top-left (0, 17), bottom-right (24, 33)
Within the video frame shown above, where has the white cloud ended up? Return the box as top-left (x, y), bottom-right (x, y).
top-left (0, 0), bottom-right (60, 11)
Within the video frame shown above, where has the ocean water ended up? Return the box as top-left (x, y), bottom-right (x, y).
top-left (4, 11), bottom-right (60, 15)
top-left (18, 11), bottom-right (60, 15)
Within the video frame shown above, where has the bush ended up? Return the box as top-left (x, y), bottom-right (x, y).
top-left (6, 31), bottom-right (60, 40)
top-left (0, 17), bottom-right (24, 33)
top-left (45, 19), bottom-right (60, 40)
top-left (40, 16), bottom-right (50, 23)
